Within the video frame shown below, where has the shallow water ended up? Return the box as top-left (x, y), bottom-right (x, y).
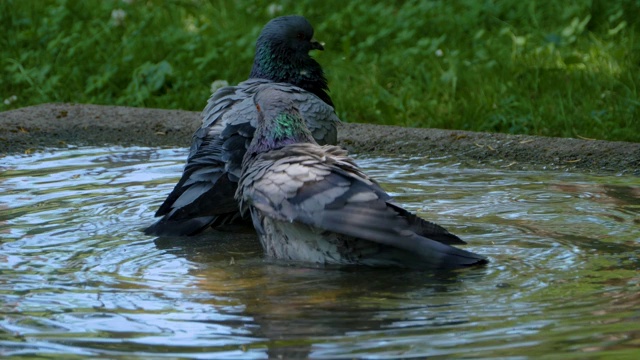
top-left (1, 146), bottom-right (639, 359)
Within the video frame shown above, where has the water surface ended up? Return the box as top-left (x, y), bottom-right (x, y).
top-left (1, 147), bottom-right (639, 358)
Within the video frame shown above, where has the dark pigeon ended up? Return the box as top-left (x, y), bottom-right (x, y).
top-left (145, 15), bottom-right (339, 236)
top-left (236, 86), bottom-right (488, 270)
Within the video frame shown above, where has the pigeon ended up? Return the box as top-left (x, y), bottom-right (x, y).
top-left (236, 86), bottom-right (488, 269)
top-left (145, 15), bottom-right (339, 236)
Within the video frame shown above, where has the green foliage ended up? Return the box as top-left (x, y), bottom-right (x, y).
top-left (1, 0), bottom-right (639, 142)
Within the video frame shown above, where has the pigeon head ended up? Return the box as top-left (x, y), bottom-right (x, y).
top-left (247, 86), bottom-right (317, 155)
top-left (250, 15), bottom-right (333, 107)
top-left (259, 15), bottom-right (324, 53)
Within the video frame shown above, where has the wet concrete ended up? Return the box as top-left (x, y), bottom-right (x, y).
top-left (1, 103), bottom-right (638, 174)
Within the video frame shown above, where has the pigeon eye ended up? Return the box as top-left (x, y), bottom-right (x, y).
top-left (296, 32), bottom-right (305, 40)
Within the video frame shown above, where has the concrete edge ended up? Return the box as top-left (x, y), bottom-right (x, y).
top-left (1, 103), bottom-right (639, 175)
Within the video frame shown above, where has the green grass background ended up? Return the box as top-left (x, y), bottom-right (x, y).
top-left (2, 0), bottom-right (639, 142)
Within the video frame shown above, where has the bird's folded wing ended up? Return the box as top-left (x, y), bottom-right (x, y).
top-left (241, 145), bottom-right (467, 249)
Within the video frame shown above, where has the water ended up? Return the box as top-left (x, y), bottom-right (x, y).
top-left (1, 146), bottom-right (639, 359)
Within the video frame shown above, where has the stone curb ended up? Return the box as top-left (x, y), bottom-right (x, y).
top-left (1, 103), bottom-right (638, 175)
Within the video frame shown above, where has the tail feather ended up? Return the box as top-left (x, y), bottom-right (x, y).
top-left (144, 216), bottom-right (217, 236)
top-left (409, 234), bottom-right (488, 269)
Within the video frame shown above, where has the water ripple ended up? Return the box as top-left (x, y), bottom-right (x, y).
top-left (1, 148), bottom-right (639, 358)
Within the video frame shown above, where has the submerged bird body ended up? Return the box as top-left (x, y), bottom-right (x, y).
top-left (237, 87), bottom-right (488, 269)
top-left (145, 15), bottom-right (338, 236)
top-left (257, 213), bottom-right (432, 268)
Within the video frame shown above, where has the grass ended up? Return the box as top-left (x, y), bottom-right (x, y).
top-left (1, 0), bottom-right (639, 142)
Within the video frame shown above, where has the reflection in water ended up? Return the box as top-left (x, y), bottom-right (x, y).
top-left (162, 233), bottom-right (483, 358)
top-left (0, 147), bottom-right (639, 358)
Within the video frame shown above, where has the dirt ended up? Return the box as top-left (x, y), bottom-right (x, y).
top-left (1, 103), bottom-right (639, 175)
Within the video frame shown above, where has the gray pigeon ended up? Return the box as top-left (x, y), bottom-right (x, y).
top-left (145, 15), bottom-right (339, 236)
top-left (236, 86), bottom-right (488, 269)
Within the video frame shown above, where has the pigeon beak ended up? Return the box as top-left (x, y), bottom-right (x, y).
top-left (310, 38), bottom-right (325, 51)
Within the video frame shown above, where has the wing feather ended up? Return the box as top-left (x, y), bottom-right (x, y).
top-left (145, 80), bottom-right (339, 236)
top-left (237, 144), bottom-right (485, 267)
